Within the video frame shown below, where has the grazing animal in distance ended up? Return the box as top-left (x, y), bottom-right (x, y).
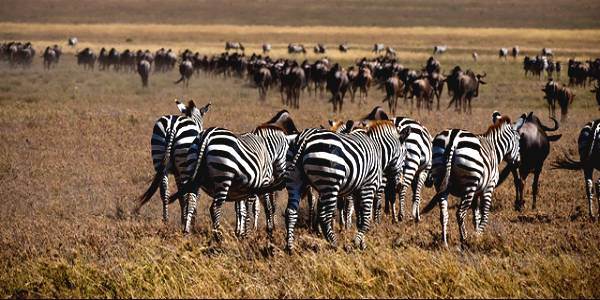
top-left (339, 43), bottom-right (349, 53)
top-left (542, 48), bottom-right (553, 57)
top-left (42, 46), bottom-right (58, 69)
top-left (137, 59), bottom-right (151, 87)
top-left (175, 59), bottom-right (194, 87)
top-left (552, 119), bottom-right (600, 218)
top-left (225, 41), bottom-right (245, 52)
top-left (373, 43), bottom-right (385, 54)
top-left (262, 43), bottom-right (271, 54)
top-left (288, 44), bottom-right (306, 54)
top-left (512, 46), bottom-right (520, 58)
top-left (433, 45), bottom-right (448, 55)
top-left (472, 52), bottom-right (478, 62)
top-left (254, 66), bottom-right (272, 101)
top-left (497, 112), bottom-right (561, 211)
top-left (542, 78), bottom-right (574, 121)
top-left (76, 48), bottom-right (96, 70)
top-left (68, 37), bottom-right (78, 47)
top-left (422, 112), bottom-right (521, 247)
top-left (313, 43), bottom-right (326, 54)
top-left (382, 76), bottom-right (404, 115)
top-left (448, 70), bottom-right (487, 114)
top-left (327, 63), bottom-right (350, 112)
top-left (499, 48), bottom-right (508, 60)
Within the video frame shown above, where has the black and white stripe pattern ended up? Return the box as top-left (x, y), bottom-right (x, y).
top-left (285, 121), bottom-right (409, 250)
top-left (553, 119), bottom-right (600, 218)
top-left (422, 112), bottom-right (521, 247)
top-left (388, 116), bottom-right (432, 223)
top-left (181, 111), bottom-right (298, 239)
top-left (136, 100), bottom-right (210, 224)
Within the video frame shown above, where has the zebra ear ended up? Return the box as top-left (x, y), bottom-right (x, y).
top-left (398, 127), bottom-right (411, 142)
top-left (175, 99), bottom-right (187, 114)
top-left (328, 120), bottom-right (334, 127)
top-left (492, 111), bottom-right (502, 124)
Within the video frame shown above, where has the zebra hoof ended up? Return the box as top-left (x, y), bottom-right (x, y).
top-left (353, 237), bottom-right (366, 250)
top-left (212, 230), bottom-right (224, 242)
top-left (284, 243), bottom-right (294, 255)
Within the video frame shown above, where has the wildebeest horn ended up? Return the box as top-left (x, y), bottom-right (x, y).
top-left (541, 117), bottom-right (559, 132)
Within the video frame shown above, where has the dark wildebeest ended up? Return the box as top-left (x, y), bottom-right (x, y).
top-left (592, 81), bottom-right (600, 109)
top-left (225, 41), bottom-right (245, 52)
top-left (512, 46), bottom-right (520, 58)
top-left (445, 65), bottom-right (463, 99)
top-left (310, 59), bottom-right (329, 97)
top-left (433, 45), bottom-right (447, 55)
top-left (42, 46), bottom-right (58, 69)
top-left (552, 119), bottom-right (600, 218)
top-left (339, 43), bottom-right (349, 53)
top-left (542, 78), bottom-right (574, 121)
top-left (428, 72), bottom-right (445, 110)
top-left (555, 61), bottom-right (562, 79)
top-left (327, 63), bottom-right (350, 112)
top-left (262, 43), bottom-right (271, 54)
top-left (498, 112), bottom-right (561, 211)
top-left (382, 76), bottom-right (404, 115)
top-left (174, 59), bottom-right (194, 87)
top-left (288, 44), bottom-right (306, 54)
top-left (76, 48), bottom-right (96, 70)
top-left (68, 37), bottom-right (78, 47)
top-left (447, 70), bottom-right (487, 114)
top-left (499, 48), bottom-right (508, 60)
top-left (52, 45), bottom-right (62, 62)
top-left (281, 61), bottom-right (305, 109)
top-left (254, 66), bottom-right (272, 100)
top-left (107, 48), bottom-right (120, 71)
top-left (313, 43), bottom-right (326, 54)
top-left (567, 59), bottom-right (589, 87)
top-left (372, 43), bottom-right (385, 54)
top-left (351, 67), bottom-right (372, 106)
top-left (425, 56), bottom-right (440, 75)
top-left (137, 59), bottom-right (151, 87)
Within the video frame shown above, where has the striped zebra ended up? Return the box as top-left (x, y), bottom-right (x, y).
top-left (552, 119), bottom-right (600, 218)
top-left (136, 100), bottom-right (211, 224)
top-left (180, 110), bottom-right (299, 239)
top-left (362, 107), bottom-right (432, 223)
top-left (421, 112), bottom-right (521, 247)
top-left (285, 121), bottom-right (410, 251)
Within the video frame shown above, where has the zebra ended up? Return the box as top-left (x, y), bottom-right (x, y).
top-left (362, 106), bottom-right (432, 223)
top-left (552, 119), bottom-right (600, 218)
top-left (421, 112), bottom-right (521, 247)
top-left (180, 110), bottom-right (299, 239)
top-left (284, 121), bottom-right (410, 251)
top-left (135, 99), bottom-right (211, 225)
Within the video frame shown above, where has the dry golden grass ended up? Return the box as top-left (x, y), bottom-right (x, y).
top-left (1, 19), bottom-right (600, 298)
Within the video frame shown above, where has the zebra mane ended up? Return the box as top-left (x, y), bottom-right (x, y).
top-left (364, 120), bottom-right (395, 132)
top-left (256, 110), bottom-right (299, 135)
top-left (483, 116), bottom-right (512, 135)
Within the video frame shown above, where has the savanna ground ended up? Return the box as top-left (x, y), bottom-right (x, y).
top-left (1, 1), bottom-right (600, 298)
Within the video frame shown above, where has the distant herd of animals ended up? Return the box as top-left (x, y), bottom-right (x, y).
top-left (132, 98), bottom-right (599, 251)
top-left (1, 38), bottom-right (599, 251)
top-left (2, 39), bottom-right (600, 116)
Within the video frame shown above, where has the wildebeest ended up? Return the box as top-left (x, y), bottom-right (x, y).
top-left (409, 76), bottom-right (435, 113)
top-left (499, 48), bottom-right (508, 59)
top-left (254, 66), bottom-right (272, 100)
top-left (42, 46), bottom-right (58, 69)
top-left (568, 59), bottom-right (590, 87)
top-left (76, 47), bottom-right (96, 70)
top-left (288, 44), bottom-right (306, 54)
top-left (225, 41), bottom-right (245, 52)
top-left (137, 59), bottom-right (151, 87)
top-left (281, 61), bottom-right (305, 109)
top-left (174, 59), bottom-right (194, 87)
top-left (542, 78), bottom-right (574, 121)
top-left (498, 112), bottom-right (561, 211)
top-left (262, 43), bottom-right (271, 54)
top-left (372, 43), bottom-right (385, 54)
top-left (512, 46), bottom-right (520, 58)
top-left (382, 76), bottom-right (404, 115)
top-left (523, 55), bottom-right (548, 79)
top-left (313, 43), bottom-right (326, 54)
top-left (433, 45), bottom-right (447, 55)
top-left (68, 37), bottom-right (78, 47)
top-left (339, 43), bottom-right (349, 53)
top-left (447, 70), bottom-right (487, 114)
top-left (327, 63), bottom-right (350, 112)
top-left (350, 67), bottom-right (372, 106)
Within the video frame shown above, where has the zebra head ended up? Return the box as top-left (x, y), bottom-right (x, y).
top-left (175, 99), bottom-right (211, 130)
top-left (493, 112), bottom-right (521, 166)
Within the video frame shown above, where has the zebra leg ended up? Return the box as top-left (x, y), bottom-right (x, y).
top-left (471, 195), bottom-right (481, 230)
top-left (183, 192), bottom-right (198, 234)
top-left (585, 168), bottom-right (594, 218)
top-left (337, 197), bottom-right (347, 231)
top-left (411, 170), bottom-right (428, 222)
top-left (261, 193), bottom-right (274, 239)
top-left (457, 190), bottom-right (476, 248)
top-left (437, 192), bottom-right (449, 247)
top-left (285, 177), bottom-right (306, 252)
top-left (476, 186), bottom-right (495, 234)
top-left (318, 192), bottom-right (340, 248)
top-left (344, 196), bottom-right (354, 230)
top-left (354, 188), bottom-right (376, 250)
top-left (159, 174), bottom-right (169, 223)
top-left (306, 188), bottom-right (319, 233)
top-left (235, 200), bottom-right (247, 239)
top-left (397, 180), bottom-right (410, 223)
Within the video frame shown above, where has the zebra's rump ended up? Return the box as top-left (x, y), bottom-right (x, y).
top-left (151, 115), bottom-right (200, 174)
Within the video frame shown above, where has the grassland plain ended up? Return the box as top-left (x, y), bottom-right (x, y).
top-left (1, 4), bottom-right (600, 297)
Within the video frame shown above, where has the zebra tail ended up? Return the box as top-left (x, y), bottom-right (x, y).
top-left (551, 153), bottom-right (583, 170)
top-left (438, 144), bottom-right (456, 193)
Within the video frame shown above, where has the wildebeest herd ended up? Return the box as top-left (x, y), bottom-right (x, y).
top-left (133, 98), bottom-right (599, 251)
top-left (5, 40), bottom-right (599, 116)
